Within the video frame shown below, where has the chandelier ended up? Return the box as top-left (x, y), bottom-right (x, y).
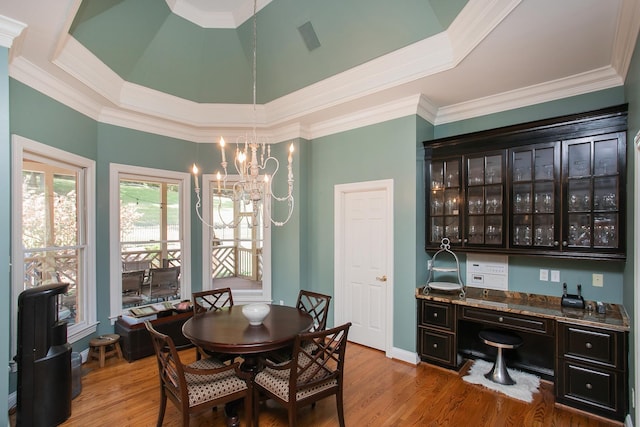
top-left (191, 0), bottom-right (294, 228)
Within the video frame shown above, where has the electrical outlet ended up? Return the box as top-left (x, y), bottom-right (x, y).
top-left (279, 300), bottom-right (284, 305)
top-left (539, 269), bottom-right (548, 281)
top-left (592, 273), bottom-right (604, 287)
top-left (550, 270), bottom-right (560, 282)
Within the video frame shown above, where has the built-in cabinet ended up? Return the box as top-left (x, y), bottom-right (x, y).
top-left (424, 105), bottom-right (627, 260)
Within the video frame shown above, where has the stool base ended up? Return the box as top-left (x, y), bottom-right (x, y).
top-left (484, 348), bottom-right (515, 385)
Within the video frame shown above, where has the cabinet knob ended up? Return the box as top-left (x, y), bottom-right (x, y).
top-left (433, 343), bottom-right (438, 349)
top-left (463, 238), bottom-right (468, 243)
top-left (433, 313), bottom-right (438, 318)
top-left (585, 342), bottom-right (593, 349)
top-left (498, 317), bottom-right (504, 322)
top-left (562, 241), bottom-right (568, 247)
top-left (586, 383), bottom-right (593, 390)
top-left (554, 241), bottom-right (559, 247)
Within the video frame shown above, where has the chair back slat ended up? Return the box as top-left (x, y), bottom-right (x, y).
top-left (290, 322), bottom-right (351, 397)
top-left (297, 290), bottom-right (331, 332)
top-left (122, 270), bottom-right (144, 292)
top-left (192, 288), bottom-right (234, 314)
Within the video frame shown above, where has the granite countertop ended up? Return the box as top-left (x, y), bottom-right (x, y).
top-left (415, 286), bottom-right (630, 331)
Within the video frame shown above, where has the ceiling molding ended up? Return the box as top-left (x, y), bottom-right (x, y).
top-left (165, 0), bottom-right (271, 29)
top-left (611, 0), bottom-right (640, 79)
top-left (0, 14), bottom-right (27, 49)
top-left (434, 66), bottom-right (624, 125)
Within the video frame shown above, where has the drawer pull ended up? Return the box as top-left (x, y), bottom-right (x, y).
top-left (585, 342), bottom-right (593, 349)
top-left (498, 317), bottom-right (504, 322)
top-left (586, 383), bottom-right (593, 390)
top-left (433, 313), bottom-right (438, 318)
top-left (433, 344), bottom-right (438, 349)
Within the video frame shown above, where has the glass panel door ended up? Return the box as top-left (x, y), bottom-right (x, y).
top-left (429, 158), bottom-right (461, 244)
top-left (465, 153), bottom-right (504, 246)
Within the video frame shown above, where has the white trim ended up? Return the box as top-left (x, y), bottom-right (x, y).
top-left (199, 173), bottom-right (272, 304)
top-left (108, 164), bottom-right (192, 321)
top-left (391, 348), bottom-right (420, 366)
top-left (334, 179), bottom-right (394, 358)
top-left (0, 14), bottom-right (27, 49)
top-left (11, 135), bottom-right (97, 354)
top-left (165, 0), bottom-right (271, 29)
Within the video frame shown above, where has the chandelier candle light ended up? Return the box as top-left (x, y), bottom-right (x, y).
top-left (191, 0), bottom-right (294, 228)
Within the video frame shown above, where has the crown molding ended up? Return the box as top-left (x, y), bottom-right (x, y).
top-left (165, 0), bottom-right (271, 29)
top-left (0, 14), bottom-right (27, 49)
top-left (611, 0), bottom-right (640, 79)
top-left (435, 66), bottom-right (624, 125)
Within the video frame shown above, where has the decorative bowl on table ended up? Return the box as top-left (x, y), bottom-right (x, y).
top-left (242, 303), bottom-right (270, 326)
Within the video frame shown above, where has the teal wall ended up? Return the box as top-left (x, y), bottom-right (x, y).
top-left (308, 116), bottom-right (423, 350)
top-left (623, 30), bottom-right (640, 425)
top-left (1, 46), bottom-right (10, 425)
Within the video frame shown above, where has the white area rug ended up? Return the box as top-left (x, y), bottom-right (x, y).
top-left (463, 359), bottom-right (540, 403)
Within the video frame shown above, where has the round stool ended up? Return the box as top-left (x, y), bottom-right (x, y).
top-left (89, 334), bottom-right (123, 368)
top-left (478, 329), bottom-right (523, 385)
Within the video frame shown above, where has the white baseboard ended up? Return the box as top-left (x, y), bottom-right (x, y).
top-left (390, 347), bottom-right (420, 365)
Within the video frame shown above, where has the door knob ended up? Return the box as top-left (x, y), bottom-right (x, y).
top-left (376, 275), bottom-right (387, 282)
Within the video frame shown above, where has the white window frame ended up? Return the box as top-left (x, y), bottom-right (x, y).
top-left (108, 164), bottom-right (192, 321)
top-left (201, 174), bottom-right (271, 303)
top-left (11, 135), bottom-right (97, 353)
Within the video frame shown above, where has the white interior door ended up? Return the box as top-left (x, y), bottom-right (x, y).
top-left (335, 180), bottom-right (393, 355)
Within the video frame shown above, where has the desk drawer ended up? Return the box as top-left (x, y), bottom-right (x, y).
top-left (558, 323), bottom-right (624, 369)
top-left (459, 306), bottom-right (552, 336)
top-left (419, 300), bottom-right (455, 331)
top-left (418, 328), bottom-right (456, 367)
top-left (557, 361), bottom-right (622, 416)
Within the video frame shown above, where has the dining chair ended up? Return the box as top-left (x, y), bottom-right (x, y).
top-left (266, 290), bottom-right (332, 364)
top-left (252, 322), bottom-right (351, 427)
top-left (144, 321), bottom-right (252, 427)
top-left (192, 288), bottom-right (234, 314)
top-left (191, 288), bottom-right (236, 362)
top-left (297, 290), bottom-right (331, 332)
top-left (147, 266), bottom-right (180, 302)
top-left (122, 270), bottom-right (145, 306)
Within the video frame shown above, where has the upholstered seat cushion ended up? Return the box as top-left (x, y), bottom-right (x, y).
top-left (254, 355), bottom-right (336, 402)
top-left (185, 358), bottom-right (248, 407)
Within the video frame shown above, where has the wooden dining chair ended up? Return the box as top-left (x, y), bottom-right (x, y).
top-left (144, 321), bottom-right (252, 427)
top-left (297, 290), bottom-right (331, 332)
top-left (191, 288), bottom-right (236, 362)
top-left (252, 322), bottom-right (351, 427)
top-left (192, 288), bottom-right (234, 314)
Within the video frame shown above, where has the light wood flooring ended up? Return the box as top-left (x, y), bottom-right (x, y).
top-left (11, 342), bottom-right (622, 427)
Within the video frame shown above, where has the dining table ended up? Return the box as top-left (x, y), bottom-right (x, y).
top-left (182, 304), bottom-right (313, 426)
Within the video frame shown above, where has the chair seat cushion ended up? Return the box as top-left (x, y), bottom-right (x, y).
top-left (255, 354), bottom-right (336, 403)
top-left (185, 358), bottom-right (248, 407)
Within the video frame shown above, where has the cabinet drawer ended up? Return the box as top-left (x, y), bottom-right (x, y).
top-left (418, 328), bottom-right (456, 367)
top-left (557, 361), bottom-right (623, 416)
top-left (419, 300), bottom-right (455, 331)
top-left (558, 323), bottom-right (624, 369)
top-left (459, 306), bottom-right (552, 335)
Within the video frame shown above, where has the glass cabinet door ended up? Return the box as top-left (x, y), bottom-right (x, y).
top-left (429, 158), bottom-right (461, 244)
top-left (511, 145), bottom-right (558, 249)
top-left (465, 153), bottom-right (504, 246)
top-left (564, 135), bottom-right (620, 251)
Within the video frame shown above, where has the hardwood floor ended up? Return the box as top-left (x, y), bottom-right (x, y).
top-left (11, 342), bottom-right (621, 427)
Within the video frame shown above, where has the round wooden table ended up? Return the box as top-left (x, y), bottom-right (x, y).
top-left (182, 304), bottom-right (313, 371)
top-left (182, 304), bottom-right (313, 427)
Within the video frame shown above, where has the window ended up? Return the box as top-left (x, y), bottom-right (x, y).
top-left (201, 174), bottom-right (271, 303)
top-left (109, 164), bottom-right (191, 319)
top-left (11, 135), bottom-right (97, 350)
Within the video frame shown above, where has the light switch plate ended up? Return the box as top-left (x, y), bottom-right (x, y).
top-left (539, 269), bottom-right (549, 281)
top-left (592, 273), bottom-right (604, 287)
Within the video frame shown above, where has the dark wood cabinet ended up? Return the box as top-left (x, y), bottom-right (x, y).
top-left (423, 105), bottom-right (627, 260)
top-left (417, 299), bottom-right (458, 368)
top-left (556, 322), bottom-right (628, 421)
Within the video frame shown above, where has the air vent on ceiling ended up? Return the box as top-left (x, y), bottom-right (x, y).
top-left (298, 21), bottom-right (321, 51)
